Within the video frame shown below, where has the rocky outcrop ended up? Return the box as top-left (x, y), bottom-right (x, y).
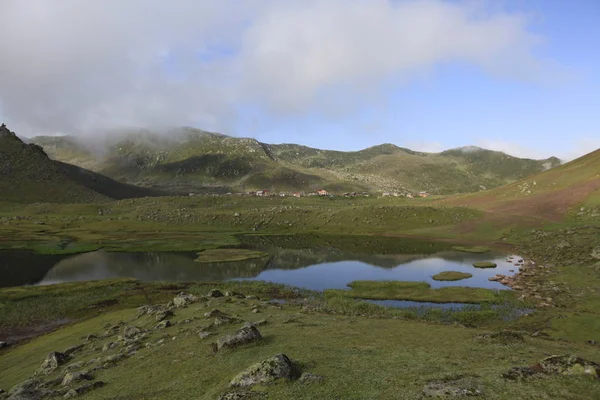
top-left (38, 351), bottom-right (69, 375)
top-left (230, 354), bottom-right (294, 388)
top-left (217, 326), bottom-right (262, 350)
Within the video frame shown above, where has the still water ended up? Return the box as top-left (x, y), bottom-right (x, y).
top-left (0, 247), bottom-right (520, 291)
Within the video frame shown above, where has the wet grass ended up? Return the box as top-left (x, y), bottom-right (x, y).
top-left (431, 271), bottom-right (473, 281)
top-left (325, 280), bottom-right (509, 304)
top-left (473, 261), bottom-right (498, 268)
top-left (453, 245), bottom-right (491, 253)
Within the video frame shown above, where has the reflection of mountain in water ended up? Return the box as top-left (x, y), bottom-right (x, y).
top-left (0, 251), bottom-right (64, 287)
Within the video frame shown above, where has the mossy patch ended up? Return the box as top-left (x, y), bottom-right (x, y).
top-left (327, 280), bottom-right (506, 304)
top-left (432, 271), bottom-right (473, 281)
top-left (194, 249), bottom-right (269, 263)
top-left (453, 246), bottom-right (491, 253)
top-left (473, 261), bottom-right (497, 269)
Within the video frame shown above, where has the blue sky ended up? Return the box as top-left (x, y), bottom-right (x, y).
top-left (1, 0), bottom-right (599, 160)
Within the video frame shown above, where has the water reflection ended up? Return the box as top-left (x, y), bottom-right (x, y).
top-left (0, 246), bottom-right (520, 291)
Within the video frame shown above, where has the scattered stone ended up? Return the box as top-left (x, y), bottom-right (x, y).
top-left (217, 326), bottom-right (263, 350)
top-left (38, 351), bottom-right (69, 375)
top-left (199, 332), bottom-right (212, 340)
top-left (503, 355), bottom-right (600, 380)
top-left (422, 375), bottom-right (483, 398)
top-left (208, 289), bottom-right (224, 298)
top-left (556, 240), bottom-right (571, 249)
top-left (125, 343), bottom-right (142, 353)
top-left (100, 354), bottom-right (126, 367)
top-left (122, 326), bottom-right (142, 339)
top-left (298, 373), bottom-right (325, 384)
top-left (252, 309), bottom-right (261, 314)
top-left (62, 371), bottom-right (92, 386)
top-left (155, 320), bottom-right (172, 330)
top-left (63, 361), bottom-right (86, 373)
top-left (173, 292), bottom-right (198, 308)
top-left (217, 390), bottom-right (264, 400)
top-left (476, 331), bottom-right (525, 344)
top-left (7, 378), bottom-right (47, 400)
top-left (204, 309), bottom-right (227, 318)
top-left (102, 342), bottom-right (116, 353)
top-left (215, 315), bottom-right (238, 326)
top-left (155, 309), bottom-right (173, 322)
top-left (230, 354), bottom-right (294, 388)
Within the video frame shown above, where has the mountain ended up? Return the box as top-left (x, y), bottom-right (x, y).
top-left (30, 127), bottom-right (562, 194)
top-left (0, 124), bottom-right (166, 203)
top-left (444, 147), bottom-right (600, 221)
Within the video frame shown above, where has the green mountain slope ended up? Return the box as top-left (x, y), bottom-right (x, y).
top-left (0, 124), bottom-right (165, 203)
top-left (31, 128), bottom-right (561, 194)
top-left (444, 147), bottom-right (600, 221)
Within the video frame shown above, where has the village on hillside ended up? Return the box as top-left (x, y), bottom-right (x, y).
top-left (190, 189), bottom-right (431, 198)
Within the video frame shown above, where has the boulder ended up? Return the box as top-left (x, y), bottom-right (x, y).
top-left (122, 326), bottom-right (142, 339)
top-left (38, 351), bottom-right (69, 375)
top-left (155, 309), bottom-right (173, 322)
top-left (214, 315), bottom-right (238, 326)
top-left (63, 381), bottom-right (104, 398)
top-left (217, 326), bottom-right (262, 350)
top-left (208, 289), bottom-right (224, 298)
top-left (230, 354), bottom-right (294, 388)
top-left (173, 292), bottom-right (198, 308)
top-left (62, 371), bottom-right (92, 386)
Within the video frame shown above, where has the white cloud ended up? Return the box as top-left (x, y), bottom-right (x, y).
top-left (0, 0), bottom-right (548, 137)
top-left (477, 138), bottom-right (600, 161)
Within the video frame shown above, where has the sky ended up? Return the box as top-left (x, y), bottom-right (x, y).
top-left (0, 0), bottom-right (599, 160)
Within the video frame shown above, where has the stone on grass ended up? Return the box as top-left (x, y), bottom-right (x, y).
top-left (155, 320), bottom-right (172, 330)
top-left (155, 309), bottom-right (173, 322)
top-left (38, 352), bottom-right (69, 375)
top-left (230, 354), bottom-right (294, 388)
top-left (476, 331), bottom-right (525, 344)
top-left (102, 342), bottom-right (116, 353)
top-left (422, 375), bottom-right (483, 398)
top-left (592, 246), bottom-right (600, 260)
top-left (64, 344), bottom-right (85, 356)
top-left (122, 326), bottom-right (142, 339)
top-left (63, 361), bottom-right (86, 373)
top-left (199, 332), bottom-right (212, 340)
top-left (173, 292), bottom-right (198, 308)
top-left (218, 391), bottom-right (262, 400)
top-left (243, 320), bottom-right (267, 328)
top-left (62, 371), bottom-right (92, 386)
top-left (208, 289), bottom-right (224, 298)
top-left (298, 373), bottom-right (325, 384)
top-left (503, 355), bottom-right (600, 380)
top-left (204, 309), bottom-right (227, 318)
top-left (214, 315), bottom-right (238, 326)
top-left (217, 326), bottom-right (262, 350)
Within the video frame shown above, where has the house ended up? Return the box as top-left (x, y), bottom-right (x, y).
top-left (256, 190), bottom-right (271, 197)
top-left (418, 191), bottom-right (430, 198)
top-left (317, 189), bottom-right (328, 196)
top-left (293, 192), bottom-right (302, 198)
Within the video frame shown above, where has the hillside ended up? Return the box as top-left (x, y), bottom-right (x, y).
top-left (31, 128), bottom-right (561, 194)
top-left (443, 147), bottom-right (600, 221)
top-left (0, 124), bottom-right (166, 203)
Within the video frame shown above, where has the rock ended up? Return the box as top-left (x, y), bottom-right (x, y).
top-left (122, 326), bottom-right (142, 339)
top-left (423, 375), bottom-right (483, 398)
top-left (199, 332), bottom-right (212, 340)
top-left (217, 391), bottom-right (261, 400)
top-left (488, 275), bottom-right (504, 282)
top-left (64, 344), bottom-right (84, 356)
top-left (214, 315), bottom-right (238, 326)
top-left (85, 334), bottom-right (98, 342)
top-left (476, 331), bottom-right (525, 344)
top-left (503, 355), bottom-right (600, 380)
top-left (204, 309), bottom-right (227, 318)
top-left (557, 240), bottom-right (571, 249)
top-left (298, 373), bottom-right (325, 384)
top-left (63, 361), bottom-right (86, 373)
top-left (38, 351), bottom-right (69, 374)
top-left (252, 309), bottom-right (261, 314)
top-left (62, 371), bottom-right (92, 386)
top-left (100, 354), bottom-right (126, 367)
top-left (225, 291), bottom-right (245, 298)
top-left (7, 378), bottom-right (48, 400)
top-left (63, 381), bottom-right (104, 398)
top-left (217, 326), bottom-right (263, 350)
top-left (155, 320), bottom-right (172, 330)
top-left (246, 295), bottom-right (259, 300)
top-left (592, 246), bottom-right (600, 260)
top-left (0, 341), bottom-right (7, 349)
top-left (208, 289), bottom-right (224, 298)
top-left (155, 309), bottom-right (173, 322)
top-left (230, 354), bottom-right (294, 388)
top-left (587, 340), bottom-right (597, 346)
top-left (173, 292), bottom-right (198, 308)
top-left (102, 342), bottom-right (116, 353)
top-left (125, 343), bottom-right (141, 353)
